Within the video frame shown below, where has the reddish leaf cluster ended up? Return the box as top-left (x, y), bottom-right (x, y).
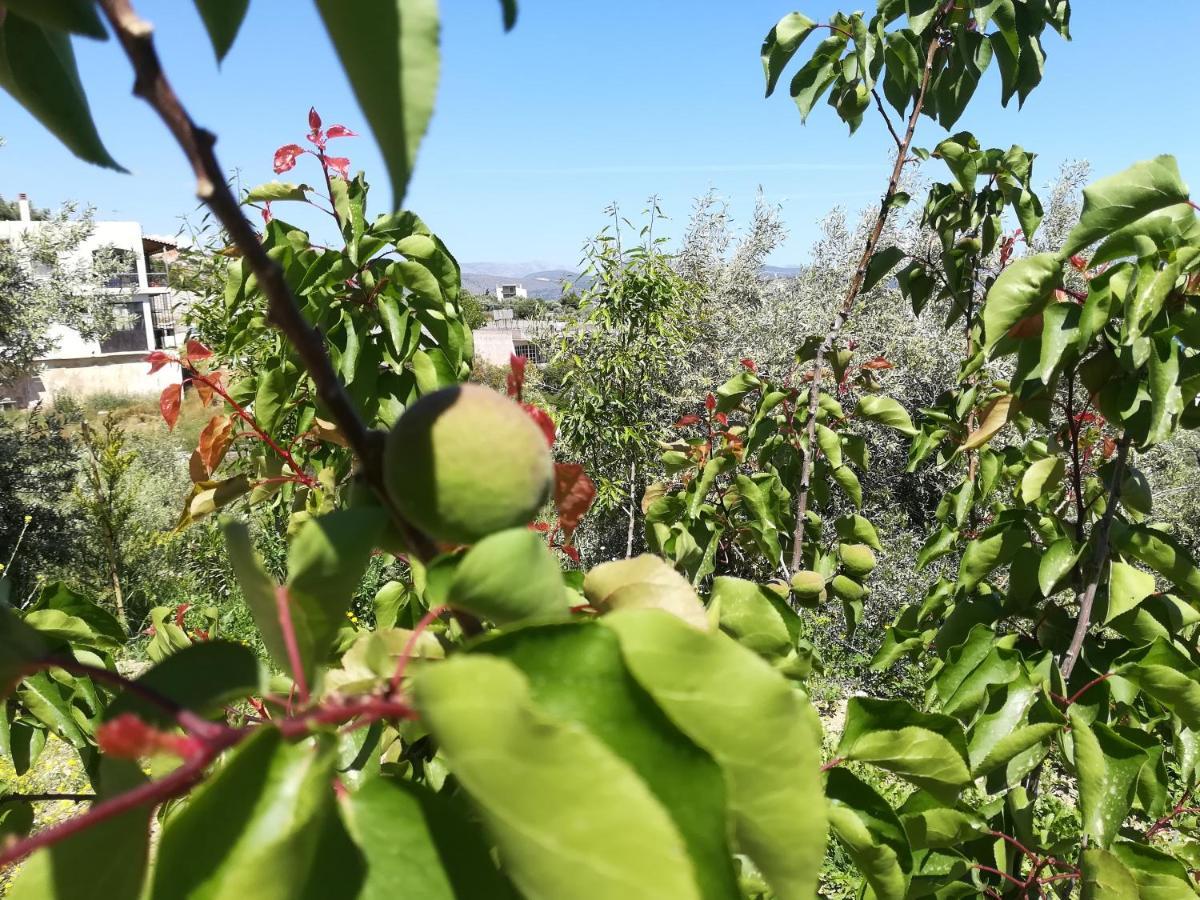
top-left (275, 107), bottom-right (355, 179)
top-left (97, 713), bottom-right (204, 761)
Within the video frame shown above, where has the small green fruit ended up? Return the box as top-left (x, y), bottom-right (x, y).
top-left (830, 574), bottom-right (865, 602)
top-left (838, 543), bottom-right (877, 579)
top-left (790, 570), bottom-right (827, 605)
top-left (384, 385), bottom-right (553, 544)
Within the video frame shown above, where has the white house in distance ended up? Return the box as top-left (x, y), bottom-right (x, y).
top-left (0, 193), bottom-right (183, 408)
top-left (494, 282), bottom-right (527, 302)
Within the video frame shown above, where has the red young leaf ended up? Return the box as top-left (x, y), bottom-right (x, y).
top-left (273, 144), bottom-right (305, 174)
top-left (308, 106), bottom-right (322, 131)
top-left (715, 412), bottom-right (729, 427)
top-left (160, 383), bottom-right (182, 431)
top-left (174, 603), bottom-right (191, 629)
top-left (185, 339), bottom-right (213, 361)
top-left (145, 350), bottom-right (173, 374)
top-left (554, 463), bottom-right (596, 534)
top-left (97, 713), bottom-right (203, 760)
top-left (705, 393), bottom-right (716, 411)
top-left (507, 353), bottom-right (527, 399)
top-left (674, 414), bottom-right (700, 427)
top-left (527, 522), bottom-right (551, 533)
top-left (861, 356), bottom-right (895, 370)
top-left (325, 157), bottom-right (350, 180)
top-left (523, 403), bottom-right (556, 447)
top-left (196, 414), bottom-right (235, 477)
top-left (325, 125), bottom-right (357, 139)
top-left (847, 339), bottom-right (859, 351)
top-left (261, 201), bottom-right (273, 224)
top-left (1102, 437), bottom-right (1117, 459)
top-left (1070, 254), bottom-right (1089, 271)
top-left (561, 545), bottom-right (580, 562)
top-left (740, 358), bottom-right (757, 372)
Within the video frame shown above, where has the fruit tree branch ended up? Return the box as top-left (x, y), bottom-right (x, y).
top-left (789, 31), bottom-right (943, 572)
top-left (95, 0), bottom-right (437, 561)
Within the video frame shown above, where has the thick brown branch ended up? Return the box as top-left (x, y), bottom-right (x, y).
top-left (95, 0), bottom-right (436, 562)
top-left (789, 34), bottom-right (942, 572)
top-left (1061, 435), bottom-right (1131, 679)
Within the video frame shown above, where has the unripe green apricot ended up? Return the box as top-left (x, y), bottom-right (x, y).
top-left (830, 574), bottom-right (865, 602)
top-left (838, 543), bottom-right (877, 579)
top-left (790, 570), bottom-right (827, 606)
top-left (384, 385), bottom-right (553, 545)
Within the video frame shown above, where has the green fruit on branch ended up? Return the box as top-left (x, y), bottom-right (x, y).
top-left (829, 574), bottom-right (865, 602)
top-left (384, 385), bottom-right (553, 545)
top-left (838, 543), bottom-right (877, 579)
top-left (790, 570), bottom-right (827, 606)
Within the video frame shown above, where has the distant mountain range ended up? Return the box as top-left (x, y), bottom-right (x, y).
top-left (460, 266), bottom-right (592, 301)
top-left (460, 262), bottom-right (805, 302)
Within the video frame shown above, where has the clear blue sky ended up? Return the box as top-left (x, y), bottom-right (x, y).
top-left (2, 2), bottom-right (1197, 268)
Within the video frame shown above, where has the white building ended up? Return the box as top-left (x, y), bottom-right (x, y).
top-left (473, 308), bottom-right (560, 366)
top-left (494, 282), bottom-right (527, 302)
top-left (0, 194), bottom-right (183, 408)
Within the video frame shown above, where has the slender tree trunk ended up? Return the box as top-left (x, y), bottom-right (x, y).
top-left (110, 564), bottom-right (127, 634)
top-left (1061, 435), bottom-right (1131, 680)
top-left (625, 460), bottom-right (638, 558)
top-left (789, 35), bottom-right (943, 574)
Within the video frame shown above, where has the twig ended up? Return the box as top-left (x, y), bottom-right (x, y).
top-left (1061, 435), bottom-right (1131, 679)
top-left (388, 604), bottom-right (447, 695)
top-left (871, 89), bottom-right (903, 150)
top-left (274, 586), bottom-right (309, 703)
top-left (95, 0), bottom-right (437, 563)
top-left (789, 30), bottom-right (944, 572)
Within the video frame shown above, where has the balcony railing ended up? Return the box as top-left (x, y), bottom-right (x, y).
top-left (101, 270), bottom-right (170, 290)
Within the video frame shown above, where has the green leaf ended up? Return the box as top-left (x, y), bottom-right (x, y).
top-left (0, 605), bottom-right (50, 694)
top-left (1116, 638), bottom-right (1200, 730)
top-left (1071, 708), bottom-right (1147, 849)
top-left (18, 673), bottom-right (86, 748)
top-left (413, 653), bottom-right (703, 900)
top-left (1110, 522), bottom-right (1200, 604)
top-left (0, 12), bottom-right (123, 169)
top-left (341, 775), bottom-right (518, 900)
top-left (1103, 561), bottom-right (1157, 624)
top-left (477, 623), bottom-right (742, 900)
top-left (1145, 334), bottom-right (1184, 448)
top-left (715, 371), bottom-right (761, 413)
top-left (788, 35), bottom-right (844, 122)
top-left (253, 368), bottom-right (288, 435)
top-left (448, 528), bottom-right (569, 625)
top-left (8, 760), bottom-right (150, 900)
top-left (1038, 538), bottom-right (1079, 595)
top-left (982, 253), bottom-right (1060, 352)
top-left (0, 0), bottom-right (107, 39)
top-left (192, 0), bottom-right (250, 61)
top-left (831, 464), bottom-right (863, 509)
top-left (967, 677), bottom-right (1063, 779)
top-left (898, 799), bottom-right (985, 851)
top-left (958, 522), bottom-right (1026, 592)
top-left (856, 395), bottom-right (917, 436)
top-left (761, 12), bottom-right (817, 97)
top-left (1020, 455), bottom-right (1064, 504)
top-left (244, 181), bottom-right (313, 203)
top-left (27, 581), bottom-right (125, 647)
top-left (712, 576), bottom-right (794, 659)
top-left (1109, 841), bottom-right (1199, 898)
top-left (315, 0), bottom-right (440, 208)
top-left (105, 641), bottom-right (262, 727)
top-left (835, 514), bottom-right (883, 553)
top-left (584, 554), bottom-right (709, 630)
top-left (151, 730), bottom-right (351, 899)
top-left (825, 768), bottom-right (911, 900)
top-left (603, 609), bottom-right (826, 900)
top-left (836, 697), bottom-right (971, 799)
top-left (815, 423), bottom-right (843, 468)
top-left (285, 508), bottom-right (385, 678)
top-left (1062, 156), bottom-right (1191, 259)
top-left (1081, 848), bottom-right (1140, 899)
top-left (223, 518), bottom-right (291, 677)
top-left (863, 246), bottom-right (906, 292)
top-left (933, 625), bottom-right (1020, 719)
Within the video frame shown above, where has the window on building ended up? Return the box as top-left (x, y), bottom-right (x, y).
top-left (99, 302), bottom-right (149, 353)
top-left (93, 246), bottom-right (139, 289)
top-left (513, 341), bottom-right (543, 364)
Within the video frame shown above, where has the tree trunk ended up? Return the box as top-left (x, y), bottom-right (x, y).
top-left (625, 460), bottom-right (638, 558)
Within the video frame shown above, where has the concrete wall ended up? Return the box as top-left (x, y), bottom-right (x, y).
top-left (2, 354), bottom-right (181, 407)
